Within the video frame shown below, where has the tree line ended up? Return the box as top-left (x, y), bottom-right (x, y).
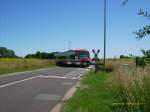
top-left (0, 47), bottom-right (17, 58)
top-left (0, 47), bottom-right (56, 59)
top-left (25, 51), bottom-right (55, 59)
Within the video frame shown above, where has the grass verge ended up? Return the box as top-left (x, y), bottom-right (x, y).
top-left (64, 59), bottom-right (150, 112)
top-left (64, 71), bottom-right (113, 112)
top-left (0, 58), bottom-right (56, 75)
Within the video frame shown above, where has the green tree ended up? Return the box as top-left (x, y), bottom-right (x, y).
top-left (141, 49), bottom-right (150, 64)
top-left (35, 51), bottom-right (41, 59)
top-left (25, 51), bottom-right (55, 59)
top-left (0, 47), bottom-right (17, 58)
top-left (135, 9), bottom-right (150, 39)
top-left (122, 0), bottom-right (150, 39)
top-left (122, 0), bottom-right (150, 64)
top-left (25, 54), bottom-right (33, 58)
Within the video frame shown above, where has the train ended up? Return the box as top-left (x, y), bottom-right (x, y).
top-left (54, 49), bottom-right (91, 67)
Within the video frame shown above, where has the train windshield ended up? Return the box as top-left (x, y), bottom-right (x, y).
top-left (79, 51), bottom-right (90, 59)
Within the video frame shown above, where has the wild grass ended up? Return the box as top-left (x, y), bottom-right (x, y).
top-left (0, 58), bottom-right (56, 75)
top-left (64, 58), bottom-right (150, 112)
top-left (107, 59), bottom-right (150, 112)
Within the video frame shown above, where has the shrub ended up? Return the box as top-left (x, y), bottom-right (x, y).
top-left (141, 49), bottom-right (150, 64)
top-left (135, 57), bottom-right (146, 68)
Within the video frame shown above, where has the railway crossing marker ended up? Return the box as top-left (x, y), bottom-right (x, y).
top-left (92, 49), bottom-right (100, 73)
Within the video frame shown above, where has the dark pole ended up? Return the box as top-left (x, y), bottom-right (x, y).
top-left (104, 0), bottom-right (106, 69)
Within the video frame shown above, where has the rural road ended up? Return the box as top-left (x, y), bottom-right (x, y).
top-left (0, 67), bottom-right (92, 112)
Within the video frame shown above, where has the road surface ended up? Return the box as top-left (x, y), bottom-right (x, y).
top-left (0, 67), bottom-right (91, 112)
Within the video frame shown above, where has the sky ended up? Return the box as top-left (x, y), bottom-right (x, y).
top-left (0, 0), bottom-right (149, 58)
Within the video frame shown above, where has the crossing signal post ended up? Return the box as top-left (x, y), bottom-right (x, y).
top-left (92, 49), bottom-right (100, 73)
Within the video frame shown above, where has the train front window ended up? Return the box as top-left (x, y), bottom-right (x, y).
top-left (79, 51), bottom-right (89, 59)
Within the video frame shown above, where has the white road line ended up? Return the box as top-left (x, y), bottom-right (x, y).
top-left (0, 68), bottom-right (87, 88)
top-left (87, 66), bottom-right (94, 69)
top-left (0, 76), bottom-right (40, 88)
top-left (76, 69), bottom-right (90, 79)
top-left (0, 67), bottom-right (60, 78)
top-left (0, 75), bottom-right (77, 88)
top-left (76, 74), bottom-right (83, 79)
top-left (39, 75), bottom-right (77, 80)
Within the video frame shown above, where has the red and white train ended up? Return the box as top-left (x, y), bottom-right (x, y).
top-left (54, 49), bottom-right (91, 66)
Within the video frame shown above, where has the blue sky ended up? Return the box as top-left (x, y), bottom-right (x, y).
top-left (0, 0), bottom-right (149, 58)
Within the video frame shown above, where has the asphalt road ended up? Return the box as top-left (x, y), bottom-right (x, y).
top-left (0, 67), bottom-right (90, 112)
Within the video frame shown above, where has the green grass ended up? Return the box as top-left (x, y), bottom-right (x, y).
top-left (64, 59), bottom-right (150, 112)
top-left (64, 71), bottom-right (114, 112)
top-left (0, 58), bottom-right (56, 75)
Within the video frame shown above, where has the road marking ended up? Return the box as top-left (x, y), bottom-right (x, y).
top-left (76, 73), bottom-right (83, 79)
top-left (0, 68), bottom-right (88, 88)
top-left (0, 76), bottom-right (40, 88)
top-left (0, 67), bottom-right (60, 78)
top-left (0, 75), bottom-right (77, 88)
top-left (39, 75), bottom-right (77, 80)
top-left (87, 65), bottom-right (94, 69)
top-left (76, 69), bottom-right (90, 79)
top-left (0, 75), bottom-right (78, 88)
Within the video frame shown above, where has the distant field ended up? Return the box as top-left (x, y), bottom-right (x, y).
top-left (0, 58), bottom-right (56, 75)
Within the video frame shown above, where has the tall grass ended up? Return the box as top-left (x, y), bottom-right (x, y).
top-left (64, 59), bottom-right (150, 112)
top-left (107, 59), bottom-right (150, 112)
top-left (0, 58), bottom-right (56, 75)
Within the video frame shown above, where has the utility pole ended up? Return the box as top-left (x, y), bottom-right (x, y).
top-left (104, 0), bottom-right (107, 69)
top-left (68, 41), bottom-right (72, 50)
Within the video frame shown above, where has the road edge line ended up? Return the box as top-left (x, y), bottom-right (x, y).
top-left (0, 67), bottom-right (59, 78)
top-left (39, 75), bottom-right (77, 80)
top-left (0, 76), bottom-right (40, 88)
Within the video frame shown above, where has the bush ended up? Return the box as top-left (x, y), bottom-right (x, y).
top-left (141, 49), bottom-right (150, 64)
top-left (135, 57), bottom-right (146, 68)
